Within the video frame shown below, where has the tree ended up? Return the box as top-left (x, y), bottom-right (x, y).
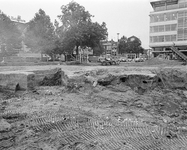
top-left (92, 42), bottom-right (105, 56)
top-left (57, 1), bottom-right (108, 55)
top-left (24, 9), bottom-right (55, 55)
top-left (0, 13), bottom-right (22, 56)
top-left (118, 36), bottom-right (127, 54)
top-left (126, 36), bottom-right (144, 54)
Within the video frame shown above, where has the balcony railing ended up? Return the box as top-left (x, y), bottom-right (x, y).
top-left (154, 2), bottom-right (187, 12)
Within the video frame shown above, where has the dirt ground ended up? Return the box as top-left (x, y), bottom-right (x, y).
top-left (1, 60), bottom-right (187, 150)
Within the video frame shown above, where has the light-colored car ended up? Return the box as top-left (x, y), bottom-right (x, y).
top-left (98, 56), bottom-right (105, 62)
top-left (134, 57), bottom-right (145, 62)
top-left (119, 57), bottom-right (127, 62)
top-left (127, 58), bottom-right (133, 62)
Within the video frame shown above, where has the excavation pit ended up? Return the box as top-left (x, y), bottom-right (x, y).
top-left (1, 67), bottom-right (187, 149)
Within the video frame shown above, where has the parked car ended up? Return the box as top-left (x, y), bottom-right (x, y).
top-left (119, 57), bottom-right (127, 62)
top-left (98, 56), bottom-right (105, 62)
top-left (134, 57), bottom-right (145, 62)
top-left (127, 58), bottom-right (133, 62)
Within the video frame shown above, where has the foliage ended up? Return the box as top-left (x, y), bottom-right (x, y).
top-left (118, 35), bottom-right (144, 54)
top-left (118, 36), bottom-right (127, 54)
top-left (0, 13), bottom-right (22, 56)
top-left (93, 42), bottom-right (105, 56)
top-left (57, 1), bottom-right (108, 55)
top-left (24, 9), bottom-right (55, 55)
top-left (126, 36), bottom-right (144, 54)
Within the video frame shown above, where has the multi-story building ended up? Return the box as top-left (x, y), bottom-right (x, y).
top-left (149, 0), bottom-right (187, 58)
top-left (101, 40), bottom-right (118, 55)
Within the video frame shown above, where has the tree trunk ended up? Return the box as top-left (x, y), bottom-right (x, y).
top-left (64, 53), bottom-right (67, 62)
top-left (76, 45), bottom-right (79, 55)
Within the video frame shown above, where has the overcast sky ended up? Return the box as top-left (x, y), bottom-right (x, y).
top-left (1, 0), bottom-right (153, 48)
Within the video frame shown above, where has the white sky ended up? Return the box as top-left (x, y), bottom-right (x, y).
top-left (1, 0), bottom-right (153, 48)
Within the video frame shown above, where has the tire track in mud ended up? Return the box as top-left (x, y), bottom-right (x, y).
top-left (17, 106), bottom-right (187, 150)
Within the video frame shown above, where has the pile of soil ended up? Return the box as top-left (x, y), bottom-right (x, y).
top-left (143, 57), bottom-right (182, 66)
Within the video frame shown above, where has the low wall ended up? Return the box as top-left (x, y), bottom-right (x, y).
top-left (0, 71), bottom-right (35, 91)
top-left (0, 68), bottom-right (68, 92)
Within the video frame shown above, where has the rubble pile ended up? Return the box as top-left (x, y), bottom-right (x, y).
top-left (152, 69), bottom-right (187, 89)
top-left (38, 68), bottom-right (65, 86)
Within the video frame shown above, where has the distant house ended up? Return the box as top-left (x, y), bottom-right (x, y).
top-left (101, 40), bottom-right (118, 55)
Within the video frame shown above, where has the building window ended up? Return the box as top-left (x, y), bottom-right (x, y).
top-left (165, 25), bottom-right (170, 31)
top-left (171, 24), bottom-right (177, 31)
top-left (154, 26), bottom-right (159, 32)
top-left (155, 6), bottom-right (166, 11)
top-left (178, 11), bottom-right (185, 18)
top-left (185, 18), bottom-right (187, 27)
top-left (150, 35), bottom-right (177, 43)
top-left (166, 12), bottom-right (177, 21)
top-left (153, 36), bottom-right (158, 42)
top-left (171, 35), bottom-right (176, 41)
top-left (178, 18), bottom-right (184, 27)
top-left (178, 28), bottom-right (184, 39)
top-left (184, 28), bottom-right (187, 40)
top-left (151, 12), bottom-right (177, 23)
top-left (150, 37), bottom-right (153, 43)
top-left (179, 2), bottom-right (187, 8)
top-left (177, 11), bottom-right (187, 41)
top-left (150, 15), bottom-right (154, 23)
top-left (158, 14), bottom-right (165, 21)
top-left (150, 24), bottom-right (177, 33)
top-left (150, 26), bottom-right (153, 33)
top-left (159, 25), bottom-right (164, 32)
top-left (166, 13), bottom-right (171, 21)
top-left (158, 36), bottom-right (164, 42)
top-left (166, 4), bottom-right (178, 10)
top-left (165, 35), bottom-right (171, 41)
top-left (154, 15), bottom-right (159, 22)
top-left (171, 12), bottom-right (177, 20)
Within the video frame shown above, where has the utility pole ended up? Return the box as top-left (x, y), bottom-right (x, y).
top-left (117, 33), bottom-right (119, 41)
top-left (117, 33), bottom-right (120, 55)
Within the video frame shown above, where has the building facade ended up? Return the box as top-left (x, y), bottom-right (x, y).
top-left (149, 0), bottom-right (187, 57)
top-left (101, 40), bottom-right (118, 55)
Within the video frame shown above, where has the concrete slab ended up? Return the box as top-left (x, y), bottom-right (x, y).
top-left (0, 71), bottom-right (35, 91)
top-left (0, 68), bottom-right (68, 92)
top-left (30, 68), bottom-right (68, 86)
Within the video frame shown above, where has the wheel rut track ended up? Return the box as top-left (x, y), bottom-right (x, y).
top-left (26, 108), bottom-right (187, 150)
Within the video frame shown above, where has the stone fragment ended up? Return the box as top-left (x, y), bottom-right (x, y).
top-left (0, 119), bottom-right (11, 132)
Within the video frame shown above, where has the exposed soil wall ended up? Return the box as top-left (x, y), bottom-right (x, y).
top-left (153, 69), bottom-right (187, 90)
top-left (97, 74), bottom-right (159, 94)
top-left (72, 68), bottom-right (187, 93)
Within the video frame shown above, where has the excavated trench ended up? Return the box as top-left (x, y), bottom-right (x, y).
top-left (93, 70), bottom-right (187, 119)
top-left (1, 68), bottom-right (187, 150)
top-left (97, 74), bottom-right (161, 94)
top-left (96, 69), bottom-right (187, 93)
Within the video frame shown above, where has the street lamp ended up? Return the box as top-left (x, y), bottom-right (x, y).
top-left (117, 33), bottom-right (120, 55)
top-left (117, 33), bottom-right (119, 41)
